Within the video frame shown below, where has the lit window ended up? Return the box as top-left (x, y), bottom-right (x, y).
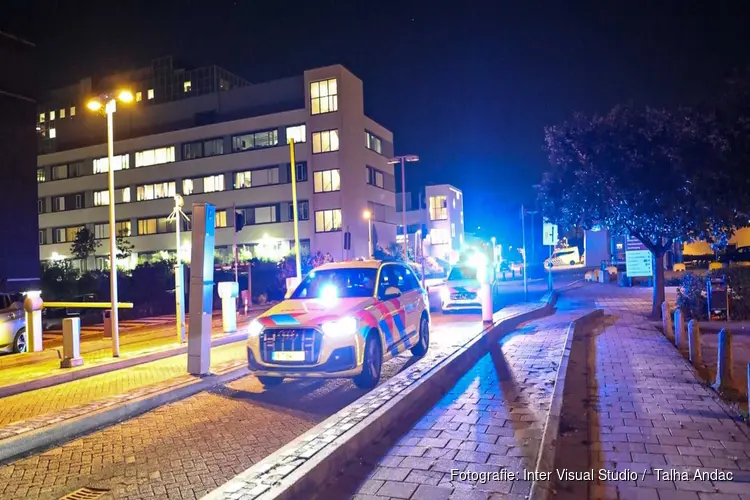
top-left (121, 187), bottom-right (131, 203)
top-left (310, 78), bottom-right (338, 115)
top-left (148, 89), bottom-right (154, 100)
top-left (50, 111), bottom-right (55, 121)
top-left (232, 130), bottom-right (279, 152)
top-left (314, 209), bottom-right (342, 233)
top-left (70, 106), bottom-right (76, 116)
top-left (254, 206), bottom-right (277, 224)
top-left (311, 129), bottom-right (339, 154)
top-left (94, 190), bottom-right (110, 206)
top-left (367, 166), bottom-right (385, 188)
top-left (453, 198), bottom-right (456, 209)
top-left (94, 154), bottom-right (130, 174)
top-left (136, 91), bottom-right (142, 102)
top-left (286, 124), bottom-right (306, 143)
top-left (135, 146), bottom-right (175, 168)
top-left (431, 228), bottom-right (450, 245)
top-left (204, 174), bottom-right (225, 193)
top-left (49, 128), bottom-right (57, 139)
top-left (313, 169), bottom-right (341, 193)
top-left (234, 167), bottom-right (280, 189)
top-left (37, 168), bottom-right (46, 183)
top-left (138, 218), bottom-right (157, 235)
top-left (136, 181), bottom-right (176, 201)
top-left (429, 196), bottom-right (448, 221)
top-left (39, 113), bottom-right (45, 123)
top-left (183, 179), bottom-right (194, 196)
top-left (215, 211), bottom-right (227, 228)
top-left (365, 131), bottom-right (382, 154)
top-left (235, 171), bottom-right (252, 189)
top-left (60, 108), bottom-right (65, 119)
top-left (184, 81), bottom-right (192, 92)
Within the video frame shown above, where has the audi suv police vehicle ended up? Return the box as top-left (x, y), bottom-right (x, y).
top-left (247, 260), bottom-right (430, 389)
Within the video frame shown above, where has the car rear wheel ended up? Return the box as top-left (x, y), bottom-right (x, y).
top-left (410, 316), bottom-right (429, 357)
top-left (569, 260), bottom-right (576, 266)
top-left (13, 328), bottom-right (28, 353)
top-left (257, 376), bottom-right (284, 387)
top-left (354, 332), bottom-right (382, 389)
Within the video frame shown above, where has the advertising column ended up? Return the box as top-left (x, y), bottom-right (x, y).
top-left (188, 203), bottom-right (216, 375)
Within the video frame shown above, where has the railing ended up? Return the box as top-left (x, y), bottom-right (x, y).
top-left (43, 302), bottom-right (134, 309)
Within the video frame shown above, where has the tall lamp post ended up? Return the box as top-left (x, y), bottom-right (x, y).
top-left (363, 209), bottom-right (373, 257)
top-left (86, 89), bottom-right (134, 357)
top-left (288, 139), bottom-right (302, 280)
top-left (388, 155), bottom-right (419, 261)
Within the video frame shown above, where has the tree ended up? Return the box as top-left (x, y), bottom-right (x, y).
top-left (116, 230), bottom-right (135, 261)
top-left (70, 227), bottom-right (100, 263)
top-left (539, 104), bottom-right (745, 317)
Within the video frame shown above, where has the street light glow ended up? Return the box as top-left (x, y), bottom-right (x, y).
top-left (117, 90), bottom-right (134, 103)
top-left (363, 209), bottom-right (371, 220)
top-left (87, 99), bottom-right (103, 112)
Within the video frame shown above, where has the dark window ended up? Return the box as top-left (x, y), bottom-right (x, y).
top-left (37, 199), bottom-right (44, 214)
top-left (288, 201), bottom-right (310, 221)
top-left (232, 129), bottom-right (279, 152)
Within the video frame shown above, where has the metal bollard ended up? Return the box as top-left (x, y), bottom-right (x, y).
top-left (60, 317), bottom-right (83, 368)
top-left (674, 309), bottom-right (685, 348)
top-left (23, 294), bottom-right (44, 352)
top-left (661, 302), bottom-right (673, 339)
top-left (480, 282), bottom-right (493, 323)
top-left (103, 309), bottom-right (112, 338)
top-left (713, 328), bottom-right (733, 392)
top-left (687, 320), bottom-right (702, 366)
top-left (217, 282), bottom-right (239, 333)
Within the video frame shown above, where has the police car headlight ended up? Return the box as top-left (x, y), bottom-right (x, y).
top-left (248, 320), bottom-right (264, 338)
top-left (440, 287), bottom-right (451, 302)
top-left (321, 316), bottom-right (358, 337)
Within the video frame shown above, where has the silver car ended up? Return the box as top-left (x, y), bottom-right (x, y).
top-left (0, 293), bottom-right (27, 353)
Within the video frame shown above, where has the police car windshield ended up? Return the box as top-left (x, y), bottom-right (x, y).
top-left (291, 268), bottom-right (378, 299)
top-left (448, 265), bottom-right (477, 281)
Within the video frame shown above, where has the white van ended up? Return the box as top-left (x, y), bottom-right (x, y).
top-left (544, 247), bottom-right (581, 268)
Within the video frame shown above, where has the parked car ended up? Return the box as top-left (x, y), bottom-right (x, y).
top-left (544, 247), bottom-right (581, 268)
top-left (0, 293), bottom-right (27, 353)
top-left (439, 264), bottom-right (482, 313)
top-left (720, 246), bottom-right (750, 264)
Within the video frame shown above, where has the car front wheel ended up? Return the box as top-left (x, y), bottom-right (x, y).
top-left (410, 316), bottom-right (429, 357)
top-left (13, 328), bottom-right (28, 353)
top-left (354, 332), bottom-right (382, 389)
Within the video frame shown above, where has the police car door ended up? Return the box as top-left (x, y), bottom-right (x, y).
top-left (376, 264), bottom-right (406, 356)
top-left (394, 264), bottom-right (421, 343)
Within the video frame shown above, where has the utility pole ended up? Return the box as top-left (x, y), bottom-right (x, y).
top-left (167, 195), bottom-right (190, 343)
top-left (521, 205), bottom-right (528, 301)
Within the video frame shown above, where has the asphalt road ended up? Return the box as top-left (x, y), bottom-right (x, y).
top-left (0, 272), bottom-right (584, 500)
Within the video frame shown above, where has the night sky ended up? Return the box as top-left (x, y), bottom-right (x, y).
top-left (4, 0), bottom-right (750, 245)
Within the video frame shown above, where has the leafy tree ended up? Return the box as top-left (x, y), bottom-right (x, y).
top-left (539, 104), bottom-right (745, 317)
top-left (70, 227), bottom-right (100, 262)
top-left (116, 230), bottom-right (135, 261)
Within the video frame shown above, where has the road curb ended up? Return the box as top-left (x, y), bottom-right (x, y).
top-left (529, 308), bottom-right (604, 500)
top-left (0, 361), bottom-right (249, 465)
top-left (0, 331), bottom-right (247, 399)
top-left (204, 293), bottom-right (558, 500)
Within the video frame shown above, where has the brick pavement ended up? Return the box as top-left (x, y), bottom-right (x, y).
top-left (0, 312), bottom-right (493, 500)
top-left (319, 304), bottom-right (586, 500)
top-left (554, 283), bottom-right (750, 500)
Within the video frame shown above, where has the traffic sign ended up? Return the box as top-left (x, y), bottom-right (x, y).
top-left (543, 222), bottom-right (558, 246)
top-left (625, 237), bottom-right (653, 277)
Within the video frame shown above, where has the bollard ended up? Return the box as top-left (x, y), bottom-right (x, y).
top-left (217, 282), bottom-right (239, 333)
top-left (480, 282), bottom-right (493, 323)
top-left (687, 320), bottom-right (702, 366)
top-left (103, 309), bottom-right (112, 338)
top-left (240, 290), bottom-right (249, 315)
top-left (713, 328), bottom-right (733, 392)
top-left (674, 309), bottom-right (685, 348)
top-left (60, 317), bottom-right (83, 368)
top-left (23, 294), bottom-right (44, 352)
top-left (661, 301), bottom-right (673, 338)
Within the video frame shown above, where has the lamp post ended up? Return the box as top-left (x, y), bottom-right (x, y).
top-left (86, 89), bottom-right (133, 357)
top-left (363, 209), bottom-right (373, 257)
top-left (388, 155), bottom-right (419, 261)
top-left (288, 139), bottom-right (302, 280)
top-left (167, 195), bottom-right (189, 343)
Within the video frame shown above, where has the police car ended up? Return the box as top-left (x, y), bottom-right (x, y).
top-left (246, 260), bottom-right (430, 389)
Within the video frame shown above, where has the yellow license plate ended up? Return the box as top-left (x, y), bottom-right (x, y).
top-left (272, 351), bottom-right (305, 362)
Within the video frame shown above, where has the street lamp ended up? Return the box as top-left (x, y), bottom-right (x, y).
top-left (86, 89), bottom-right (133, 357)
top-left (388, 154), bottom-right (419, 261)
top-left (363, 209), bottom-right (373, 258)
top-left (288, 139), bottom-right (302, 280)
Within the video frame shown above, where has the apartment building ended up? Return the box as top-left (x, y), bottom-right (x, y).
top-left (36, 57), bottom-right (398, 268)
top-left (398, 184), bottom-right (464, 263)
top-left (0, 31), bottom-right (38, 292)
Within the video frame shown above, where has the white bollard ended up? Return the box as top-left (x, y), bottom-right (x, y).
top-left (688, 320), bottom-right (702, 366)
top-left (481, 282), bottom-right (493, 323)
top-left (661, 301), bottom-right (673, 338)
top-left (217, 282), bottom-right (239, 333)
top-left (60, 317), bottom-right (83, 368)
top-left (23, 295), bottom-right (44, 352)
top-left (674, 309), bottom-right (685, 348)
top-left (713, 328), bottom-right (733, 392)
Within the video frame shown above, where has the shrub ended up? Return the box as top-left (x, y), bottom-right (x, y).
top-left (677, 266), bottom-right (750, 320)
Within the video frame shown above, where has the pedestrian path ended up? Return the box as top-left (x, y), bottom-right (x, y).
top-left (321, 300), bottom-right (592, 499)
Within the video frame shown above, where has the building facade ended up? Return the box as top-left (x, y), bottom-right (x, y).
top-left (399, 184), bottom-right (464, 263)
top-left (36, 58), bottom-right (398, 268)
top-left (0, 31), bottom-right (38, 292)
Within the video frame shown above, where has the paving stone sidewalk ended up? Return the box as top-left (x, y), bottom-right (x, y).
top-left (319, 303), bottom-right (588, 500)
top-left (556, 283), bottom-right (750, 500)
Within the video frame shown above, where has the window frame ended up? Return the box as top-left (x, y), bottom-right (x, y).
top-left (314, 208), bottom-right (343, 233)
top-left (310, 78), bottom-right (338, 115)
top-left (311, 129), bottom-right (340, 154)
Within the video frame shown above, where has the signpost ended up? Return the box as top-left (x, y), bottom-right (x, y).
top-left (625, 237), bottom-right (653, 278)
top-left (542, 221), bottom-right (558, 291)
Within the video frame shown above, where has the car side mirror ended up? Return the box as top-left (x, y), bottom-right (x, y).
top-left (383, 286), bottom-right (401, 299)
top-left (284, 288), bottom-right (294, 299)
